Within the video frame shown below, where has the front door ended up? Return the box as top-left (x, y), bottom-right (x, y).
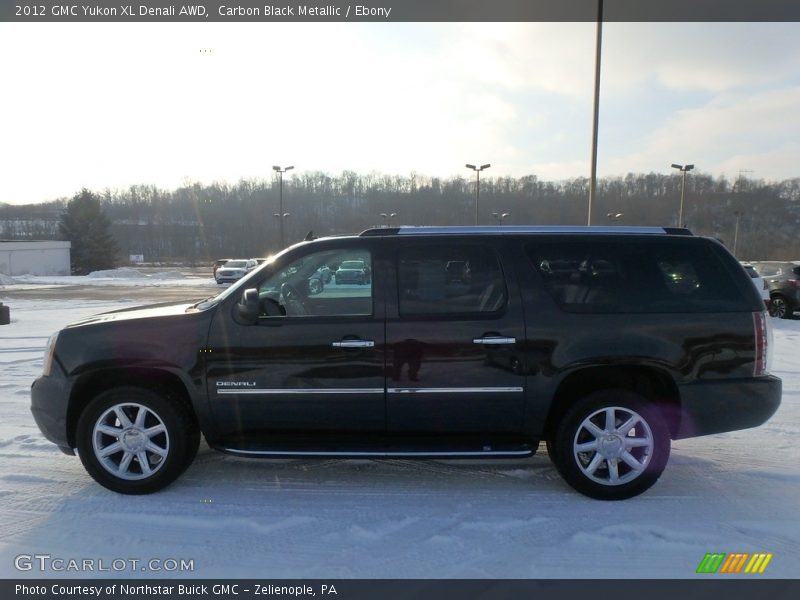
top-left (206, 242), bottom-right (386, 446)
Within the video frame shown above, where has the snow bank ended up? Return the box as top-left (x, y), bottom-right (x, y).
top-left (86, 268), bottom-right (147, 279)
top-left (0, 273), bottom-right (16, 285)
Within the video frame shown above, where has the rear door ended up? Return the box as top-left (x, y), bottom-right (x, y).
top-left (385, 236), bottom-right (526, 437)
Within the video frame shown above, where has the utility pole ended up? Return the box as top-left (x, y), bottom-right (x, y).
top-left (587, 0), bottom-right (604, 226)
top-left (466, 163), bottom-right (491, 225)
top-left (671, 163), bottom-right (694, 228)
top-left (272, 165), bottom-right (294, 248)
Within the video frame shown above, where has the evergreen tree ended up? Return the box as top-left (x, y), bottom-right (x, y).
top-left (59, 189), bottom-right (119, 274)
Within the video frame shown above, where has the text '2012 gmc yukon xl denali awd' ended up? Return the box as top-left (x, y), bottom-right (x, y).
top-left (31, 226), bottom-right (781, 500)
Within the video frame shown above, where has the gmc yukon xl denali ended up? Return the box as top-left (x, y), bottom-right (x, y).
top-left (31, 226), bottom-right (782, 500)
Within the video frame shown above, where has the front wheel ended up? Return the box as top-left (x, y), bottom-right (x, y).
top-left (551, 390), bottom-right (670, 500)
top-left (76, 387), bottom-right (199, 494)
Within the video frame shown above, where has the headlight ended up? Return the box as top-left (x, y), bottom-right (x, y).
top-left (42, 332), bottom-right (59, 376)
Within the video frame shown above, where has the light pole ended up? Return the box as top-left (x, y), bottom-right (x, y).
top-left (733, 210), bottom-right (743, 257)
top-left (272, 165), bottom-right (294, 248)
top-left (671, 163), bottom-right (694, 228)
top-left (492, 212), bottom-right (510, 224)
top-left (588, 0), bottom-right (604, 226)
top-left (466, 163), bottom-right (491, 225)
top-left (380, 212), bottom-right (397, 227)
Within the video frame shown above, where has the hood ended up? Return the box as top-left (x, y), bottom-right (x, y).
top-left (64, 301), bottom-right (197, 329)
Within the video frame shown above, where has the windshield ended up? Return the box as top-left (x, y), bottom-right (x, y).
top-left (340, 261), bottom-right (364, 269)
top-left (223, 260), bottom-right (248, 269)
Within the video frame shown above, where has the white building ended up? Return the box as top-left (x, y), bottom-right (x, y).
top-left (0, 241), bottom-right (71, 276)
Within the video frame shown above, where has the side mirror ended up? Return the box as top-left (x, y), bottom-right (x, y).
top-left (234, 288), bottom-right (260, 325)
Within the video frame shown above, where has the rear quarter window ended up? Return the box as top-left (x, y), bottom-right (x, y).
top-left (526, 238), bottom-right (751, 313)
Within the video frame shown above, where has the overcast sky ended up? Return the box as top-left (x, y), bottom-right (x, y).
top-left (1, 22), bottom-right (799, 204)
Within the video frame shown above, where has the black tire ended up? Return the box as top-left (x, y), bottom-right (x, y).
top-left (545, 438), bottom-right (559, 465)
top-left (76, 386), bottom-right (200, 494)
top-left (770, 295), bottom-right (792, 319)
top-left (551, 390), bottom-right (670, 500)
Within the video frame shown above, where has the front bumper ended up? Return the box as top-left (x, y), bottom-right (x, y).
top-left (675, 375), bottom-right (782, 439)
top-left (31, 368), bottom-right (74, 455)
top-left (336, 275), bottom-right (364, 283)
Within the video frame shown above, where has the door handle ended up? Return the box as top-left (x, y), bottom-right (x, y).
top-left (332, 339), bottom-right (375, 348)
top-left (473, 336), bottom-right (516, 345)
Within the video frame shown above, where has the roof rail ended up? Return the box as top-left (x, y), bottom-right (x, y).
top-left (360, 226), bottom-right (693, 237)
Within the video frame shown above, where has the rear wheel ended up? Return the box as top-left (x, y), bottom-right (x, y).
top-left (76, 387), bottom-right (199, 494)
top-left (551, 390), bottom-right (670, 500)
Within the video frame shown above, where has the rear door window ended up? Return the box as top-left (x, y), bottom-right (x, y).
top-left (398, 244), bottom-right (507, 316)
top-left (526, 239), bottom-right (750, 313)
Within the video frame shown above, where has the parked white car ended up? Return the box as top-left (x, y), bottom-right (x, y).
top-left (215, 259), bottom-right (258, 284)
top-left (741, 262), bottom-right (770, 308)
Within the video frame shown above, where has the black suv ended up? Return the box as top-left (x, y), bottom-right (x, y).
top-left (31, 226), bottom-right (781, 500)
top-left (750, 261), bottom-right (800, 319)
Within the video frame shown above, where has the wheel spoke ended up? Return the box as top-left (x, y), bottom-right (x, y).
top-left (616, 415), bottom-right (639, 436)
top-left (625, 437), bottom-right (651, 449)
top-left (145, 441), bottom-right (168, 457)
top-left (137, 451), bottom-right (152, 475)
top-left (583, 420), bottom-right (604, 439)
top-left (585, 453), bottom-right (605, 475)
top-left (114, 407), bottom-right (133, 429)
top-left (621, 451), bottom-right (645, 471)
top-left (604, 407), bottom-right (616, 432)
top-left (134, 406), bottom-right (148, 428)
top-left (575, 440), bottom-right (598, 453)
top-left (118, 451), bottom-right (134, 475)
top-left (608, 459), bottom-right (620, 482)
top-left (144, 424), bottom-right (166, 438)
top-left (97, 424), bottom-right (122, 438)
top-left (99, 441), bottom-right (123, 457)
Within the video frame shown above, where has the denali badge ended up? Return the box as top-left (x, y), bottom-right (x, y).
top-left (216, 381), bottom-right (257, 387)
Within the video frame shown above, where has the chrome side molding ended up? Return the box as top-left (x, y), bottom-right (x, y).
top-left (332, 339), bottom-right (375, 348)
top-left (473, 336), bottom-right (516, 345)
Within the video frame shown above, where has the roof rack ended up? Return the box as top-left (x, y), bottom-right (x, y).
top-left (360, 226), bottom-right (693, 237)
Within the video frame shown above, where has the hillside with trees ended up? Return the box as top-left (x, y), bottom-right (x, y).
top-left (1, 171), bottom-right (798, 262)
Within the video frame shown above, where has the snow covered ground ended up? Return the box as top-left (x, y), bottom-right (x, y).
top-left (9, 269), bottom-right (219, 289)
top-left (0, 282), bottom-right (798, 579)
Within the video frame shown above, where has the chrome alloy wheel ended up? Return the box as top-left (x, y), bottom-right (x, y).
top-left (573, 406), bottom-right (654, 486)
top-left (92, 403), bottom-right (170, 481)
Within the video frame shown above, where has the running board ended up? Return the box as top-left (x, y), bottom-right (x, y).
top-left (216, 447), bottom-right (534, 459)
